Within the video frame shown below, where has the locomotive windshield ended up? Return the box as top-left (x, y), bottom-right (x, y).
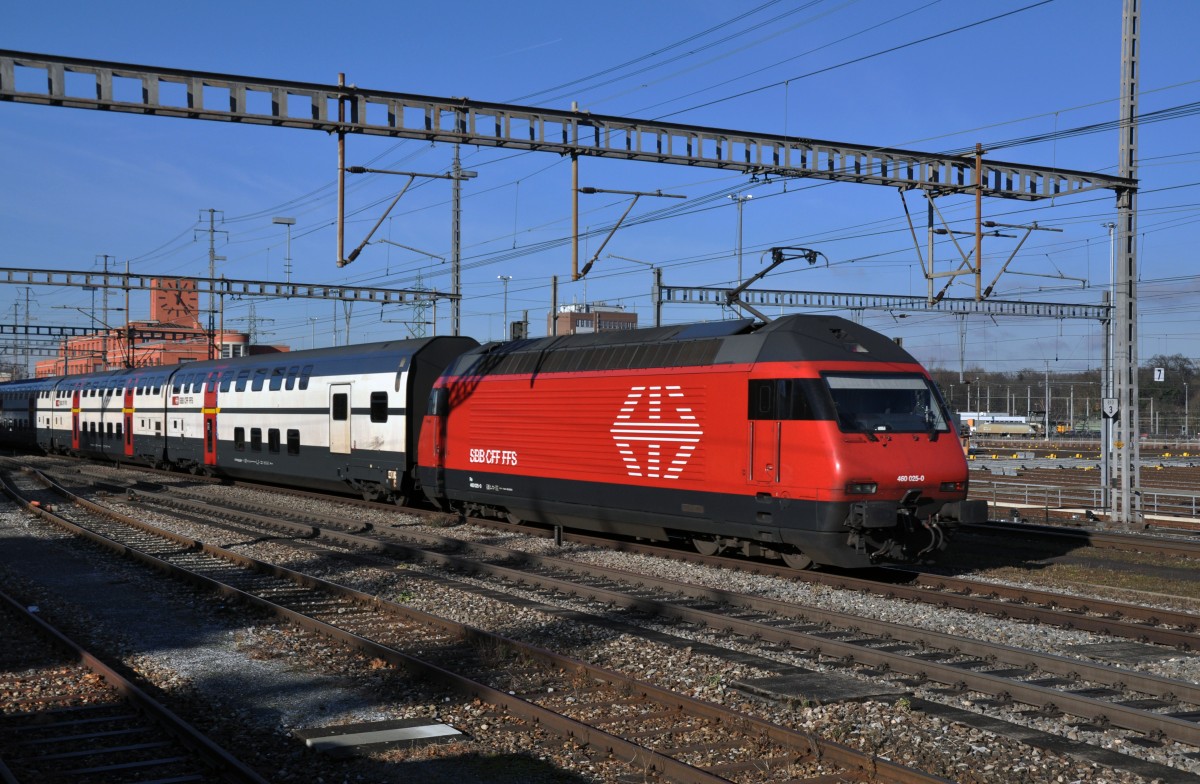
top-left (824, 373), bottom-right (951, 434)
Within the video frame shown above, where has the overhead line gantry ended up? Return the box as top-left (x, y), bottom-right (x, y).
top-left (0, 49), bottom-right (1132, 199)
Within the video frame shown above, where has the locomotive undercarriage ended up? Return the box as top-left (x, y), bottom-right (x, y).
top-left (691, 496), bottom-right (987, 570)
top-left (842, 497), bottom-right (987, 565)
top-left (689, 534), bottom-right (814, 569)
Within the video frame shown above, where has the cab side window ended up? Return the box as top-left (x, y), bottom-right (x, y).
top-left (747, 379), bottom-right (818, 420)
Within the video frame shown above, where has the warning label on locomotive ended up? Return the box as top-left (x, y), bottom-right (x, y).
top-left (469, 448), bottom-right (519, 466)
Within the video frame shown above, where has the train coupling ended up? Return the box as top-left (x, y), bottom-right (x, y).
top-left (844, 500), bottom-right (955, 564)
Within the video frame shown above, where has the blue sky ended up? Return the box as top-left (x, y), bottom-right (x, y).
top-left (3, 0), bottom-right (1199, 376)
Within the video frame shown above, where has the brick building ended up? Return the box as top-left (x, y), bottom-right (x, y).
top-left (547, 302), bottom-right (638, 336)
top-left (35, 278), bottom-right (281, 377)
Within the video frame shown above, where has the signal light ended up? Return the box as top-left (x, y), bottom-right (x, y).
top-left (844, 481), bottom-right (877, 494)
top-left (940, 481), bottom-right (966, 492)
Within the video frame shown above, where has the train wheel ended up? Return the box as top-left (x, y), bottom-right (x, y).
top-left (781, 549), bottom-right (814, 570)
top-left (691, 536), bottom-right (720, 556)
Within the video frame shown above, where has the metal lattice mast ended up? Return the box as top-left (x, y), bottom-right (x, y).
top-left (451, 144), bottom-right (463, 336)
top-left (1114, 0), bottom-right (1141, 527)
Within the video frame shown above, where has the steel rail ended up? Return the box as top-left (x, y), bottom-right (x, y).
top-left (112, 484), bottom-right (1200, 749)
top-left (468, 517), bottom-right (1200, 646)
top-left (50, 463), bottom-right (1200, 648)
top-left (0, 586), bottom-right (269, 784)
top-left (115, 478), bottom-right (1200, 650)
top-left (8, 469), bottom-right (951, 784)
top-left (960, 520), bottom-right (1200, 559)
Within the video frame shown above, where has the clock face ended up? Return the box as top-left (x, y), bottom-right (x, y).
top-left (151, 281), bottom-right (201, 327)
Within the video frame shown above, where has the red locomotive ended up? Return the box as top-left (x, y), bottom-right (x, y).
top-left (419, 314), bottom-right (983, 568)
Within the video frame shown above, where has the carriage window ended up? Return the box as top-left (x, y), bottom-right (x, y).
top-left (250, 428), bottom-right (262, 451)
top-left (285, 366), bottom-right (299, 391)
top-left (252, 368), bottom-right (267, 392)
top-left (268, 428), bottom-right (280, 453)
top-left (370, 392), bottom-right (388, 423)
top-left (220, 373), bottom-right (232, 393)
top-left (332, 393), bottom-right (348, 421)
top-left (287, 429), bottom-right (300, 455)
top-left (269, 367), bottom-right (285, 391)
top-left (234, 427), bottom-right (245, 450)
top-left (236, 370), bottom-right (250, 392)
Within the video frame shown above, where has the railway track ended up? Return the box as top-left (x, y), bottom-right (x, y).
top-left (1, 466), bottom-right (952, 784)
top-left (960, 518), bottom-right (1200, 559)
top-left (0, 585), bottom-right (267, 784)
top-left (40, 469), bottom-right (1200, 759)
top-left (44, 459), bottom-right (1200, 645)
top-left (116, 481), bottom-right (1200, 651)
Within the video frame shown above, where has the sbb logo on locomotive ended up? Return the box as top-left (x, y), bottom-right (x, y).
top-left (610, 384), bottom-right (703, 480)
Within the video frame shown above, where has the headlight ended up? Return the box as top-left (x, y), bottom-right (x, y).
top-left (940, 481), bottom-right (966, 492)
top-left (845, 481), bottom-right (878, 494)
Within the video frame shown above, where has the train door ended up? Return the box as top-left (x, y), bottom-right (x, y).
top-left (70, 390), bottom-right (81, 451)
top-left (421, 387), bottom-right (449, 500)
top-left (123, 388), bottom-right (134, 458)
top-left (748, 421), bottom-right (781, 484)
top-left (203, 374), bottom-right (218, 466)
top-left (330, 384), bottom-right (351, 454)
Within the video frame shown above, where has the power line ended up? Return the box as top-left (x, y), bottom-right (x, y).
top-left (653, 0), bottom-right (1056, 120)
top-left (510, 0), bottom-right (789, 103)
